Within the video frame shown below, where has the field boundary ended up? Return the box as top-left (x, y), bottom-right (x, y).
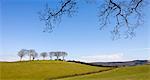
top-left (47, 68), bottom-right (114, 80)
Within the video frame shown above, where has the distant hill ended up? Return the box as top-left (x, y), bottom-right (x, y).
top-left (90, 60), bottom-right (149, 67)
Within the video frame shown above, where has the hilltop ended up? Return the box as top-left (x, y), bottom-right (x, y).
top-left (0, 60), bottom-right (110, 80)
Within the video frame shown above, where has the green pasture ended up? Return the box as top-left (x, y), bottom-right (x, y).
top-left (60, 64), bottom-right (150, 80)
top-left (0, 60), bottom-right (109, 80)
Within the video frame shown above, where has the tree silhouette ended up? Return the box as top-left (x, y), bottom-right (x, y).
top-left (18, 49), bottom-right (28, 61)
top-left (28, 49), bottom-right (36, 60)
top-left (49, 51), bottom-right (68, 60)
top-left (61, 52), bottom-right (68, 60)
top-left (39, 0), bottom-right (146, 39)
top-left (99, 0), bottom-right (145, 39)
top-left (31, 52), bottom-right (38, 60)
top-left (49, 52), bottom-right (55, 60)
top-left (40, 52), bottom-right (48, 60)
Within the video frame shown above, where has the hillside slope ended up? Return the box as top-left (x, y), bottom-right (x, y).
top-left (60, 64), bottom-right (150, 80)
top-left (0, 60), bottom-right (109, 80)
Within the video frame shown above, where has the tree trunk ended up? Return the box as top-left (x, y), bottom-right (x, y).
top-left (57, 56), bottom-right (59, 60)
top-left (20, 57), bottom-right (22, 61)
top-left (50, 56), bottom-right (52, 60)
top-left (29, 55), bottom-right (31, 61)
top-left (62, 56), bottom-right (65, 61)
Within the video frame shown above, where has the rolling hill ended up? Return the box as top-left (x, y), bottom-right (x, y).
top-left (59, 64), bottom-right (150, 80)
top-left (0, 60), bottom-right (110, 80)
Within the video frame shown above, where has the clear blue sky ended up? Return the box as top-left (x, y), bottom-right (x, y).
top-left (0, 0), bottom-right (150, 62)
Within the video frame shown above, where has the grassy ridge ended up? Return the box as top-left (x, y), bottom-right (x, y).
top-left (60, 64), bottom-right (150, 80)
top-left (0, 60), bottom-right (109, 80)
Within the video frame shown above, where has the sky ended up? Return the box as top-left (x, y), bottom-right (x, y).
top-left (0, 0), bottom-right (150, 62)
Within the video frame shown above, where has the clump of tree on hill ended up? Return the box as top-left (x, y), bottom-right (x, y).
top-left (17, 49), bottom-right (68, 61)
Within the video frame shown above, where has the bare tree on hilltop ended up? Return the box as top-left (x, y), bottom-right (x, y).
top-left (39, 0), bottom-right (147, 39)
top-left (28, 49), bottom-right (37, 60)
top-left (49, 52), bottom-right (55, 60)
top-left (54, 52), bottom-right (62, 60)
top-left (40, 52), bottom-right (48, 60)
top-left (17, 49), bottom-right (68, 61)
top-left (31, 52), bottom-right (38, 60)
top-left (49, 51), bottom-right (68, 60)
top-left (18, 49), bottom-right (28, 61)
top-left (61, 52), bottom-right (68, 60)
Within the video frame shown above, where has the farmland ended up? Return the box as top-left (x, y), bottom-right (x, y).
top-left (1, 60), bottom-right (149, 80)
top-left (0, 60), bottom-right (110, 80)
top-left (59, 64), bottom-right (150, 80)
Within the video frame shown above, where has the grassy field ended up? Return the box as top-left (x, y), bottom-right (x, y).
top-left (0, 60), bottom-right (109, 80)
top-left (59, 64), bottom-right (150, 80)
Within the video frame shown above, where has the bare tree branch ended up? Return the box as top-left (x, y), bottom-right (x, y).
top-left (39, 0), bottom-right (77, 33)
top-left (99, 0), bottom-right (144, 39)
top-left (39, 0), bottom-right (145, 39)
